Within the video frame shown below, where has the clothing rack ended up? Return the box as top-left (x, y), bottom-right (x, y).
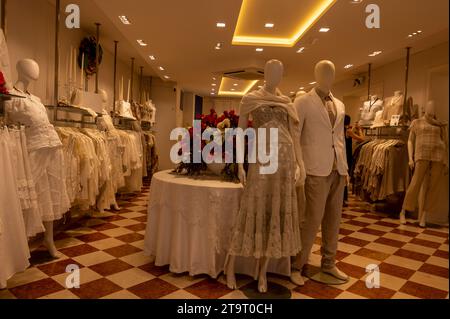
top-left (45, 104), bottom-right (101, 128)
top-left (113, 115), bottom-right (136, 130)
top-left (363, 125), bottom-right (409, 140)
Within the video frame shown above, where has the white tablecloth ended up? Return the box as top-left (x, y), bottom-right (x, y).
top-left (144, 170), bottom-right (291, 278)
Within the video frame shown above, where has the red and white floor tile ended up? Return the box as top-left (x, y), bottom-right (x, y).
top-left (1, 188), bottom-right (448, 299)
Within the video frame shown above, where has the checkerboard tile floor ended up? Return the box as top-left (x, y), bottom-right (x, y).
top-left (1, 187), bottom-right (448, 299)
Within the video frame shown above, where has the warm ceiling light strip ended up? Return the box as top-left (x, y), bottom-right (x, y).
top-left (232, 0), bottom-right (337, 47)
top-left (218, 78), bottom-right (259, 96)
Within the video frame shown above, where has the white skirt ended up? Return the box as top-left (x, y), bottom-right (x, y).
top-left (29, 147), bottom-right (71, 222)
top-left (0, 130), bottom-right (30, 288)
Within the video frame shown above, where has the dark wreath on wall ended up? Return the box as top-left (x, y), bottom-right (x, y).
top-left (78, 36), bottom-right (103, 77)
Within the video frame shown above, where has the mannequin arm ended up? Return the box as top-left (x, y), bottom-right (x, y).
top-left (288, 117), bottom-right (305, 186)
top-left (293, 98), bottom-right (307, 185)
top-left (237, 112), bottom-right (249, 185)
top-left (407, 131), bottom-right (415, 169)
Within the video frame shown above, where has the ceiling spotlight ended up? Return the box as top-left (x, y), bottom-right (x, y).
top-left (296, 47), bottom-right (305, 53)
top-left (212, 83), bottom-right (217, 86)
top-left (344, 64), bottom-right (354, 69)
top-left (233, 83), bottom-right (238, 86)
top-left (417, 30), bottom-right (422, 33)
top-left (258, 86), bottom-right (263, 89)
top-left (215, 42), bottom-right (223, 50)
top-left (164, 75), bottom-right (170, 79)
top-left (231, 88), bottom-right (236, 91)
top-left (216, 22), bottom-right (226, 28)
top-left (119, 15), bottom-right (131, 25)
top-left (368, 50), bottom-right (382, 57)
top-left (211, 92), bottom-right (216, 95)
top-left (408, 34), bottom-right (413, 38)
top-left (350, 0), bottom-right (363, 3)
top-left (290, 91), bottom-right (295, 94)
top-left (299, 87), bottom-right (305, 90)
top-left (256, 48), bottom-right (264, 52)
top-left (149, 55), bottom-right (156, 60)
top-left (412, 32), bottom-right (417, 35)
top-left (309, 81), bottom-right (317, 85)
top-left (265, 23), bottom-right (274, 28)
top-left (137, 40), bottom-right (148, 47)
top-left (158, 66), bottom-right (165, 71)
top-left (212, 77), bottom-right (216, 80)
top-left (319, 27), bottom-right (330, 33)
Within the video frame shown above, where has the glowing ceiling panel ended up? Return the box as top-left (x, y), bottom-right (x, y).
top-left (232, 0), bottom-right (337, 47)
top-left (218, 77), bottom-right (259, 96)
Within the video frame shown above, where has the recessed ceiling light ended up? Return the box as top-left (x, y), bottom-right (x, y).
top-left (231, 88), bottom-right (236, 91)
top-left (164, 75), bottom-right (170, 79)
top-left (368, 50), bottom-right (382, 57)
top-left (417, 30), bottom-right (422, 33)
top-left (256, 48), bottom-right (264, 52)
top-left (319, 27), bottom-right (330, 33)
top-left (296, 47), bottom-right (305, 53)
top-left (265, 23), bottom-right (274, 28)
top-left (290, 91), bottom-right (295, 94)
top-left (158, 66), bottom-right (165, 71)
top-left (212, 77), bottom-right (216, 80)
top-left (212, 83), bottom-right (216, 86)
top-left (149, 55), bottom-right (156, 60)
top-left (350, 0), bottom-right (363, 3)
top-left (344, 64), bottom-right (354, 69)
top-left (412, 32), bottom-right (417, 35)
top-left (309, 81), bottom-right (317, 85)
top-left (299, 87), bottom-right (305, 90)
top-left (408, 34), bottom-right (413, 38)
top-left (211, 92), bottom-right (216, 95)
top-left (119, 15), bottom-right (131, 25)
top-left (233, 83), bottom-right (238, 86)
top-left (258, 85), bottom-right (263, 89)
top-left (216, 22), bottom-right (226, 28)
top-left (137, 40), bottom-right (148, 47)
top-left (215, 42), bottom-right (222, 50)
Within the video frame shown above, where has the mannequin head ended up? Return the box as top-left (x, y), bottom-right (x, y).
top-left (99, 89), bottom-right (108, 104)
top-left (16, 59), bottom-right (40, 90)
top-left (264, 59), bottom-right (284, 94)
top-left (425, 100), bottom-right (436, 117)
top-left (314, 60), bottom-right (335, 94)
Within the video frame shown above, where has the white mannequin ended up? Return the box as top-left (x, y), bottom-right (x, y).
top-left (359, 95), bottom-right (384, 126)
top-left (226, 59), bottom-right (304, 293)
top-left (15, 59), bottom-right (60, 258)
top-left (291, 60), bottom-right (349, 286)
top-left (399, 101), bottom-right (448, 227)
top-left (296, 90), bottom-right (307, 99)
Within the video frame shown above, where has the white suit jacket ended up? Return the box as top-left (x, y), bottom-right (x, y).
top-left (294, 88), bottom-right (348, 177)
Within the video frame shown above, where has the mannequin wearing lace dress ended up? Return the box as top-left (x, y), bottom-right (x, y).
top-left (225, 60), bottom-right (305, 293)
top-left (6, 59), bottom-right (70, 258)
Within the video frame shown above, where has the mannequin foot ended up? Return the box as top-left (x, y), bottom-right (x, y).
top-left (43, 239), bottom-right (62, 259)
top-left (419, 221), bottom-right (426, 228)
top-left (399, 211), bottom-right (407, 225)
top-left (113, 204), bottom-right (121, 211)
top-left (290, 270), bottom-right (305, 286)
top-left (322, 266), bottom-right (349, 281)
top-left (258, 275), bottom-right (268, 293)
top-left (226, 272), bottom-right (237, 290)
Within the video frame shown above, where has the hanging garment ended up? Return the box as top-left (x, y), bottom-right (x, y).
top-left (228, 99), bottom-right (302, 259)
top-left (0, 128), bottom-right (30, 289)
top-left (0, 29), bottom-right (12, 90)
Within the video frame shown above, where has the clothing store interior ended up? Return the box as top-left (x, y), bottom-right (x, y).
top-left (0, 0), bottom-right (448, 300)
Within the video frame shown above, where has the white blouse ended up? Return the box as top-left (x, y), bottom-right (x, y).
top-left (6, 88), bottom-right (62, 151)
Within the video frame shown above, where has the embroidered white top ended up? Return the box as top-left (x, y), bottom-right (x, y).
top-left (6, 88), bottom-right (62, 151)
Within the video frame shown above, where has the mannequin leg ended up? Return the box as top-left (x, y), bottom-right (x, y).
top-left (258, 257), bottom-right (270, 293)
top-left (43, 221), bottom-right (61, 259)
top-left (419, 162), bottom-right (445, 228)
top-left (225, 255), bottom-right (237, 290)
top-left (295, 175), bottom-right (329, 271)
top-left (321, 173), bottom-right (348, 280)
top-left (400, 161), bottom-right (429, 224)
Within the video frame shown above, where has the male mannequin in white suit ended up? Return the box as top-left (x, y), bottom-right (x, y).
top-left (291, 60), bottom-right (349, 285)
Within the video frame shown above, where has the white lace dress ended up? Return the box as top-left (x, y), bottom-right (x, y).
top-left (228, 105), bottom-right (301, 259)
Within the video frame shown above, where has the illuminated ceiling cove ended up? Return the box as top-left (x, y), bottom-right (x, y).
top-left (232, 0), bottom-right (337, 47)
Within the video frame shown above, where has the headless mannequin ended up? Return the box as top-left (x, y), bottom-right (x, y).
top-left (399, 101), bottom-right (448, 227)
top-left (359, 95), bottom-right (383, 126)
top-left (15, 59), bottom-right (60, 258)
top-left (291, 60), bottom-right (349, 286)
top-left (226, 59), bottom-right (304, 293)
top-left (296, 90), bottom-right (307, 100)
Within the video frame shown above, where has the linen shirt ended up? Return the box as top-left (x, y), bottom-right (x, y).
top-left (410, 118), bottom-right (447, 164)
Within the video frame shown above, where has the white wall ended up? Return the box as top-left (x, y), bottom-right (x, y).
top-left (203, 96), bottom-right (241, 116)
top-left (5, 0), bottom-right (141, 109)
top-left (151, 77), bottom-right (177, 171)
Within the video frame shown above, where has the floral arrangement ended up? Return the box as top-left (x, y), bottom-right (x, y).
top-left (174, 109), bottom-right (251, 180)
top-left (0, 72), bottom-right (9, 95)
top-left (78, 36), bottom-right (103, 77)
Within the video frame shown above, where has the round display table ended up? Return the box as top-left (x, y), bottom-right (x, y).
top-left (144, 170), bottom-right (291, 279)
